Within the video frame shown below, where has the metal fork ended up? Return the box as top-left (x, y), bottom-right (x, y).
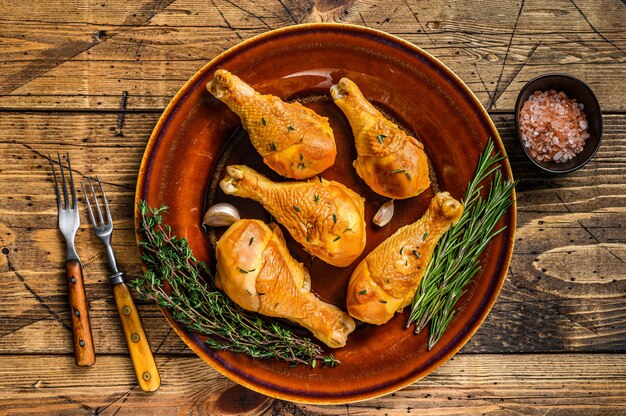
top-left (82, 177), bottom-right (160, 392)
top-left (49, 152), bottom-right (96, 367)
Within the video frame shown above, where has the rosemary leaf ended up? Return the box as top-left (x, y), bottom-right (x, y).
top-left (406, 139), bottom-right (515, 349)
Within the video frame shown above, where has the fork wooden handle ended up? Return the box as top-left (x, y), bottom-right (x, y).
top-left (66, 259), bottom-right (96, 367)
top-left (113, 282), bottom-right (161, 392)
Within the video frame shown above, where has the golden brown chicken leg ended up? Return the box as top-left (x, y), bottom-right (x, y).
top-left (347, 192), bottom-right (463, 325)
top-left (207, 69), bottom-right (337, 179)
top-left (220, 165), bottom-right (366, 267)
top-left (330, 77), bottom-right (430, 199)
top-left (215, 219), bottom-right (356, 348)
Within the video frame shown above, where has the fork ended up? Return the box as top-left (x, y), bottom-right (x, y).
top-left (49, 152), bottom-right (96, 367)
top-left (82, 177), bottom-right (161, 392)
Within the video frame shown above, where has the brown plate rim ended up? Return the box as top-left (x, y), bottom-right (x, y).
top-left (134, 22), bottom-right (517, 404)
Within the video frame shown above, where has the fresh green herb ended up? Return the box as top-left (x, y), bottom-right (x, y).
top-left (422, 232), bottom-right (428, 241)
top-left (406, 172), bottom-right (412, 181)
top-left (249, 237), bottom-right (254, 246)
top-left (332, 213), bottom-right (337, 223)
top-left (377, 134), bottom-right (386, 144)
top-left (314, 194), bottom-right (320, 203)
top-left (318, 176), bottom-right (323, 183)
top-left (269, 142), bottom-right (277, 151)
top-left (261, 117), bottom-right (267, 126)
top-left (288, 125), bottom-right (296, 132)
top-left (294, 205), bottom-right (301, 212)
top-left (400, 247), bottom-right (404, 255)
top-left (405, 260), bottom-right (408, 267)
top-left (412, 249), bottom-right (420, 258)
top-left (407, 139), bottom-right (515, 349)
top-left (132, 202), bottom-right (337, 366)
top-left (311, 359), bottom-right (317, 369)
top-left (358, 290), bottom-right (367, 295)
top-left (237, 267), bottom-right (256, 273)
top-left (299, 153), bottom-right (303, 161)
top-left (297, 162), bottom-right (306, 170)
top-left (344, 228), bottom-right (352, 233)
top-left (379, 299), bottom-right (387, 304)
top-left (333, 236), bottom-right (341, 242)
top-left (392, 169), bottom-right (406, 174)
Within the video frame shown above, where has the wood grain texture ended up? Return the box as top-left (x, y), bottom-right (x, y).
top-left (113, 282), bottom-right (160, 392)
top-left (0, 111), bottom-right (624, 359)
top-left (0, 0), bottom-right (625, 412)
top-left (0, 354), bottom-right (625, 415)
top-left (0, 0), bottom-right (624, 111)
top-left (65, 259), bottom-right (96, 366)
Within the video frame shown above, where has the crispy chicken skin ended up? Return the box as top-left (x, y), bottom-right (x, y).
top-left (215, 219), bottom-right (356, 348)
top-left (207, 69), bottom-right (337, 179)
top-left (330, 77), bottom-right (430, 199)
top-left (347, 192), bottom-right (463, 325)
top-left (220, 165), bottom-right (366, 267)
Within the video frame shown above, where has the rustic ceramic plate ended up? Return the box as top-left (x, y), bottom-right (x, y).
top-left (135, 23), bottom-right (516, 404)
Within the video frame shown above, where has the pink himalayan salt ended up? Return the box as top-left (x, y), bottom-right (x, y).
top-left (519, 89), bottom-right (590, 163)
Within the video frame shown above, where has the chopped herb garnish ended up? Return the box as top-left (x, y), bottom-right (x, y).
top-left (313, 194), bottom-right (320, 203)
top-left (288, 125), bottom-right (296, 132)
top-left (358, 290), bottom-right (367, 295)
top-left (405, 260), bottom-right (408, 266)
top-left (332, 213), bottom-right (337, 223)
top-left (422, 232), bottom-right (428, 240)
top-left (400, 247), bottom-right (404, 255)
top-left (318, 176), bottom-right (323, 183)
top-left (379, 299), bottom-right (388, 304)
top-left (269, 142), bottom-right (277, 151)
top-left (246, 289), bottom-right (252, 295)
top-left (412, 249), bottom-right (420, 258)
top-left (249, 237), bottom-right (254, 246)
top-left (406, 172), bottom-right (412, 181)
top-left (294, 205), bottom-right (301, 212)
top-left (392, 169), bottom-right (406, 174)
top-left (299, 153), bottom-right (303, 161)
top-left (333, 236), bottom-right (341, 242)
top-left (297, 162), bottom-right (306, 170)
top-left (238, 267), bottom-right (256, 273)
top-left (344, 227), bottom-right (352, 233)
top-left (377, 134), bottom-right (386, 144)
top-left (311, 359), bottom-right (317, 368)
top-left (261, 117), bottom-right (267, 126)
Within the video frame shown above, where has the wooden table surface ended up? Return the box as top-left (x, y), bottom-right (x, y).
top-left (1, 0), bottom-right (625, 414)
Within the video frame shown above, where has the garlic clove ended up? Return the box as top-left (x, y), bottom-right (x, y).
top-left (373, 199), bottom-right (394, 227)
top-left (203, 203), bottom-right (241, 227)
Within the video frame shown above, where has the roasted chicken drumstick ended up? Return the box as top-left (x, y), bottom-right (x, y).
top-left (215, 219), bottom-right (356, 348)
top-left (220, 165), bottom-right (366, 267)
top-left (331, 77), bottom-right (430, 199)
top-left (207, 69), bottom-right (337, 179)
top-left (346, 192), bottom-right (463, 325)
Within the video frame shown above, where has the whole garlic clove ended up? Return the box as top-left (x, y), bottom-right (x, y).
top-left (203, 203), bottom-right (241, 227)
top-left (373, 199), bottom-right (394, 227)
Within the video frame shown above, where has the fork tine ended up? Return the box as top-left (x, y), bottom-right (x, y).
top-left (96, 176), bottom-right (112, 225)
top-left (81, 182), bottom-right (98, 227)
top-left (88, 177), bottom-right (105, 226)
top-left (66, 152), bottom-right (77, 210)
top-left (49, 154), bottom-right (62, 211)
top-left (57, 151), bottom-right (69, 210)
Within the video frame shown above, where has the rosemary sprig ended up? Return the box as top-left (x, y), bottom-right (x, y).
top-left (131, 201), bottom-right (338, 367)
top-left (406, 139), bottom-right (515, 349)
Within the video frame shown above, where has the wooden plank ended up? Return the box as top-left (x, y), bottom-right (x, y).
top-left (0, 354), bottom-right (624, 415)
top-left (0, 111), bottom-right (624, 357)
top-left (0, 0), bottom-right (624, 111)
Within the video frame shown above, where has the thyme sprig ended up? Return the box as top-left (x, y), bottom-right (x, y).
top-left (131, 201), bottom-right (338, 367)
top-left (406, 139), bottom-right (515, 349)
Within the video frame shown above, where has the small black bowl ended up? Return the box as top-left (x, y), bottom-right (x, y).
top-left (514, 74), bottom-right (603, 174)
